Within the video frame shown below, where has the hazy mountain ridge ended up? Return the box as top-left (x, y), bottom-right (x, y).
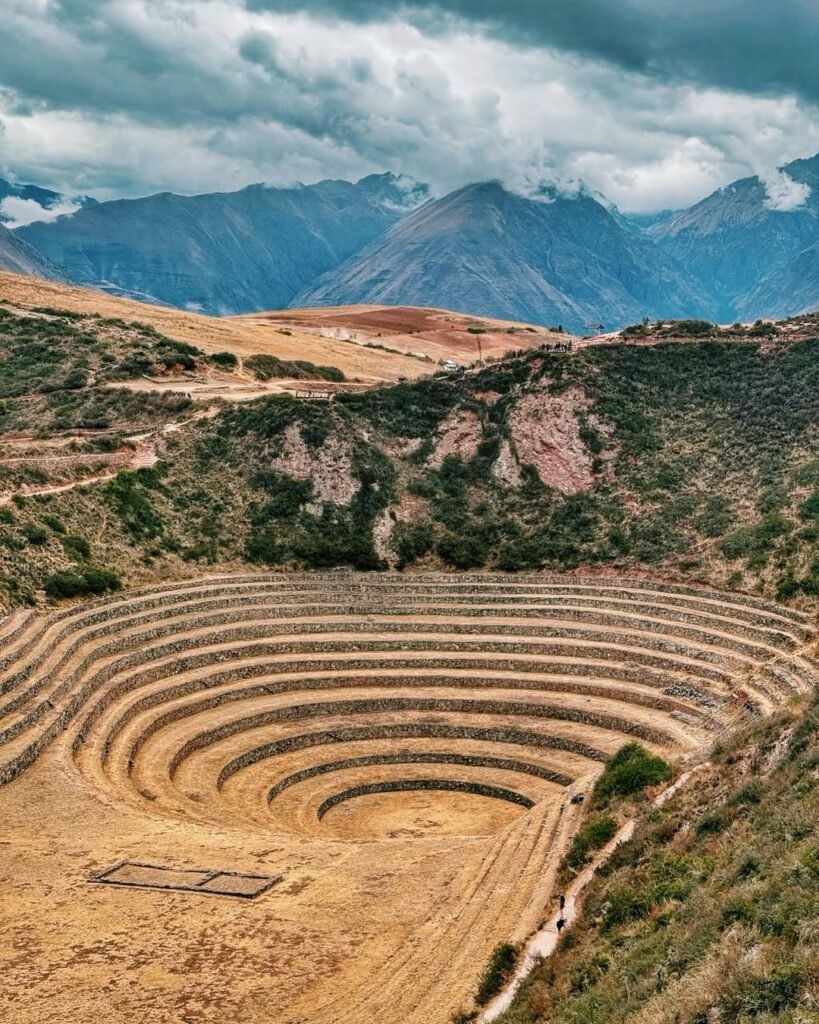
top-left (649, 154), bottom-right (819, 319)
top-left (18, 173), bottom-right (429, 314)
top-left (0, 177), bottom-right (97, 225)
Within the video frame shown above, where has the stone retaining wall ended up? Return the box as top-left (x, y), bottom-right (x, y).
top-left (164, 696), bottom-right (669, 780)
top-left (216, 723), bottom-right (608, 788)
top-left (316, 779), bottom-right (535, 818)
top-left (266, 753), bottom-right (573, 801)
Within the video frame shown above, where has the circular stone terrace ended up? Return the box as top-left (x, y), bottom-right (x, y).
top-left (0, 572), bottom-right (815, 1024)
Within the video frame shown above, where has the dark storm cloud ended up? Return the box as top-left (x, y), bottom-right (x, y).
top-left (2, 0), bottom-right (818, 209)
top-left (245, 0), bottom-right (819, 103)
top-left (0, 5), bottom-right (366, 141)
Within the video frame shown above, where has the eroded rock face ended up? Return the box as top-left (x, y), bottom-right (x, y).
top-left (428, 407), bottom-right (483, 470)
top-left (272, 422), bottom-right (359, 506)
top-left (507, 388), bottom-right (595, 495)
top-left (492, 438), bottom-right (523, 489)
top-left (372, 508), bottom-right (396, 565)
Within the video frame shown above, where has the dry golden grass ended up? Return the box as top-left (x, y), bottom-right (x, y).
top-left (0, 272), bottom-right (426, 381)
top-left (0, 273), bottom-right (576, 384)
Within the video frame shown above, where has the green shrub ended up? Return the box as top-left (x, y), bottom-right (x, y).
top-left (44, 567), bottom-right (121, 600)
top-left (720, 514), bottom-right (791, 561)
top-left (244, 353), bottom-right (344, 382)
top-left (592, 743), bottom-right (671, 805)
top-left (249, 470), bottom-right (313, 518)
top-left (776, 570), bottom-right (799, 601)
top-left (244, 528), bottom-right (286, 566)
top-left (104, 471), bottom-right (164, 538)
top-left (209, 351), bottom-right (238, 369)
top-left (724, 966), bottom-right (802, 1016)
top-left (436, 532), bottom-right (486, 569)
top-left (568, 953), bottom-right (610, 994)
top-left (695, 809), bottom-right (730, 836)
top-left (337, 378), bottom-right (458, 437)
top-left (798, 491), bottom-right (819, 520)
top-left (748, 319), bottom-right (779, 337)
top-left (394, 522), bottom-right (434, 568)
top-left (621, 323), bottom-right (652, 338)
top-left (22, 524), bottom-right (49, 545)
top-left (475, 943), bottom-right (518, 1005)
top-left (665, 319), bottom-right (717, 337)
top-left (60, 534), bottom-right (92, 561)
top-left (562, 815), bottom-right (618, 871)
top-left (695, 495), bottom-right (734, 537)
top-left (600, 884), bottom-right (653, 929)
top-left (720, 897), bottom-right (757, 927)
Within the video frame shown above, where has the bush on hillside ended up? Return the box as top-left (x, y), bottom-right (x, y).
top-left (562, 815), bottom-right (619, 872)
top-left (244, 353), bottom-right (344, 382)
top-left (592, 743), bottom-right (671, 806)
top-left (209, 351), bottom-right (238, 369)
top-left (22, 524), bottom-right (49, 545)
top-left (476, 943), bottom-right (518, 1005)
top-left (60, 534), bottom-right (92, 561)
top-left (104, 470), bottom-right (165, 538)
top-left (44, 567), bottom-right (121, 600)
top-left (663, 319), bottom-right (717, 337)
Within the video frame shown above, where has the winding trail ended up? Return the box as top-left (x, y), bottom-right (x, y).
top-left (478, 762), bottom-right (713, 1023)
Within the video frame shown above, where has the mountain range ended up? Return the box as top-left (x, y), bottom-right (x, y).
top-left (293, 181), bottom-right (716, 327)
top-left (0, 179), bottom-right (97, 226)
top-left (4, 155), bottom-right (819, 330)
top-left (16, 174), bottom-right (429, 313)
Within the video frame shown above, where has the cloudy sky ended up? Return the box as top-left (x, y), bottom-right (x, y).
top-left (1, 0), bottom-right (819, 213)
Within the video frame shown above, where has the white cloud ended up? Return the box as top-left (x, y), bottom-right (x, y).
top-left (760, 168), bottom-right (812, 211)
top-left (0, 195), bottom-right (83, 228)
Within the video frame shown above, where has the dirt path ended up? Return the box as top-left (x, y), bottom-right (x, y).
top-left (0, 408), bottom-right (218, 505)
top-left (0, 447), bottom-right (157, 506)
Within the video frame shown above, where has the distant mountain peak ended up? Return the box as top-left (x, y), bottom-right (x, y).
top-left (293, 178), bottom-right (716, 333)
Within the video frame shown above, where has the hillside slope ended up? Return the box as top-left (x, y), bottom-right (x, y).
top-left (0, 271), bottom-right (428, 381)
top-left (2, 327), bottom-right (819, 610)
top-left (293, 182), bottom-right (717, 334)
top-left (494, 699), bottom-right (819, 1024)
top-left (17, 173), bottom-right (428, 314)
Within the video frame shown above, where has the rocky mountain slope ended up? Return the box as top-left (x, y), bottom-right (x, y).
top-left (293, 182), bottom-right (716, 334)
top-left (18, 173), bottom-right (429, 314)
top-left (736, 240), bottom-right (819, 319)
top-left (0, 223), bottom-right (64, 280)
top-left (650, 154), bottom-right (819, 320)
